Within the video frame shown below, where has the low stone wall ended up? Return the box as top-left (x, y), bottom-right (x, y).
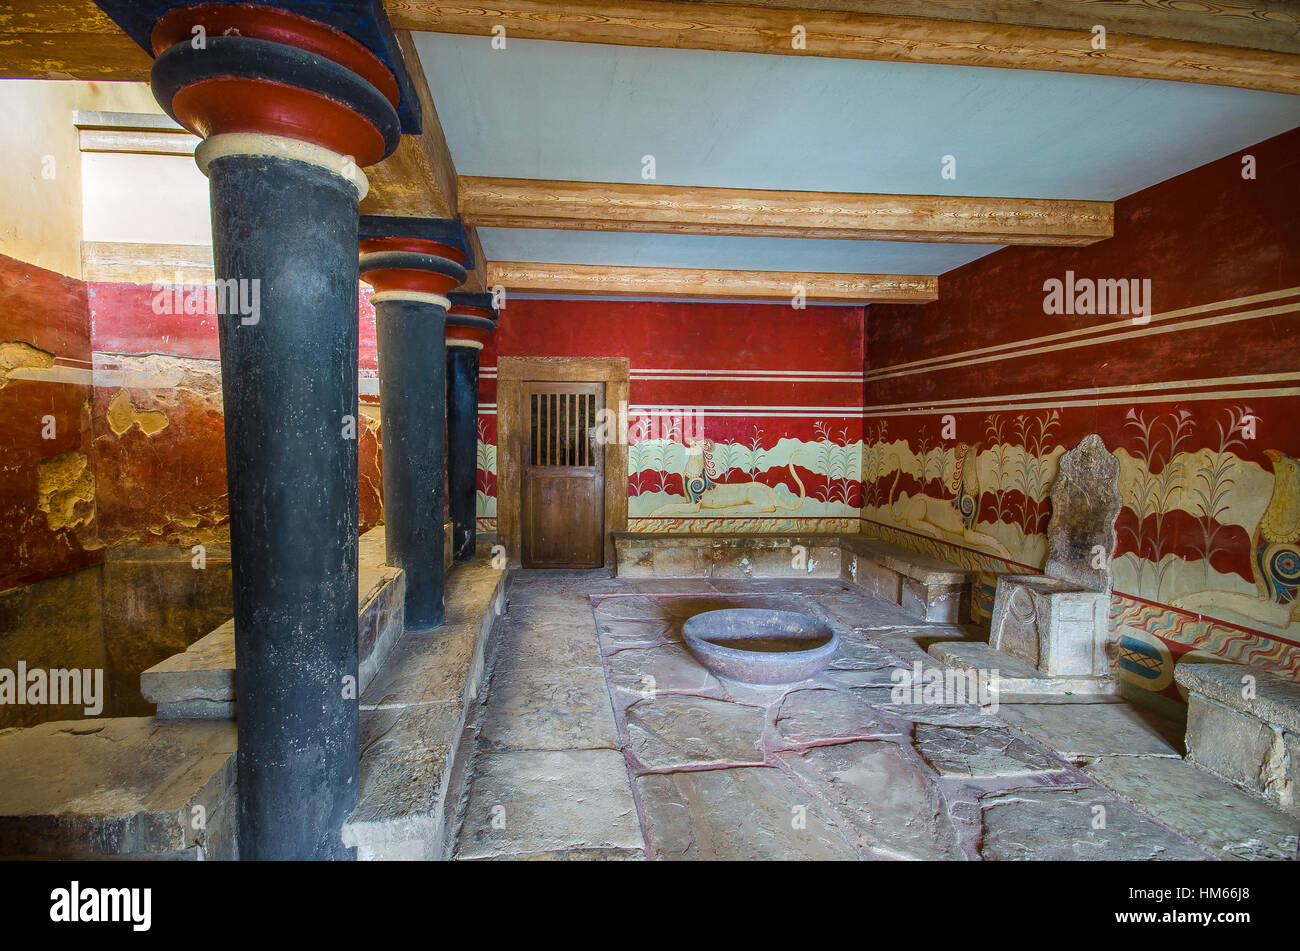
top-left (0, 544), bottom-right (233, 727)
top-left (613, 532), bottom-right (972, 624)
top-left (0, 718), bottom-right (238, 860)
top-left (0, 534), bottom-right (507, 860)
top-left (141, 526), bottom-right (405, 718)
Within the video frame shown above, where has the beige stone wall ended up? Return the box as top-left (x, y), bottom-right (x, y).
top-left (0, 79), bottom-right (163, 278)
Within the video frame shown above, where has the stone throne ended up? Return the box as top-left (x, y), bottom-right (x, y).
top-left (987, 433), bottom-right (1122, 681)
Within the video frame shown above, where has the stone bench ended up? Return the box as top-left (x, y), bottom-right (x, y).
top-left (612, 532), bottom-right (842, 580)
top-left (0, 555), bottom-right (507, 861)
top-left (839, 536), bottom-right (970, 622)
top-left (1176, 661), bottom-right (1300, 816)
top-left (611, 532), bottom-right (972, 623)
top-left (139, 524), bottom-right (443, 718)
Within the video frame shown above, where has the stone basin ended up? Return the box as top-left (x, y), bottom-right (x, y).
top-left (682, 609), bottom-right (838, 685)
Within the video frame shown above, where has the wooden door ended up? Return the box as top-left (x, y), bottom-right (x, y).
top-left (522, 381), bottom-right (605, 567)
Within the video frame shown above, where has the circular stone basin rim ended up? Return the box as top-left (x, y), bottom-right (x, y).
top-left (682, 608), bottom-right (839, 685)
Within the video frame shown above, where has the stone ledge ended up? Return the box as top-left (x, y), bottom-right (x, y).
top-left (841, 535), bottom-right (968, 585)
top-left (343, 562), bottom-right (509, 860)
top-left (929, 640), bottom-right (1120, 702)
top-left (1175, 661), bottom-right (1300, 734)
top-left (141, 525), bottom-right (404, 716)
top-left (0, 718), bottom-right (237, 860)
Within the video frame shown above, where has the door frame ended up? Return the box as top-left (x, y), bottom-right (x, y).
top-left (497, 357), bottom-right (629, 569)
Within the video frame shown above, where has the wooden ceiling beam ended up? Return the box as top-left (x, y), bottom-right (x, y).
top-left (686, 1), bottom-right (1300, 57)
top-left (0, 0), bottom-right (149, 80)
top-left (485, 261), bottom-right (936, 302)
top-left (460, 176), bottom-right (1113, 246)
top-left (385, 0), bottom-right (1300, 96)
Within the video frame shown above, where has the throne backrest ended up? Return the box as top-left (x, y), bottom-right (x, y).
top-left (1043, 433), bottom-right (1122, 593)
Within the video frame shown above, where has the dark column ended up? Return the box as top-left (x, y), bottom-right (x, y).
top-left (446, 294), bottom-right (499, 562)
top-left (359, 222), bottom-right (468, 629)
top-left (130, 1), bottom-right (413, 859)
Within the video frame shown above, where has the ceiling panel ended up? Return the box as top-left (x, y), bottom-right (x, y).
top-left (414, 33), bottom-right (1300, 201)
top-left (477, 228), bottom-right (1002, 273)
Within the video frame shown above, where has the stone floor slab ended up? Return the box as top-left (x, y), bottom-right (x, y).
top-left (997, 701), bottom-right (1183, 760)
top-left (777, 739), bottom-right (965, 860)
top-left (978, 786), bottom-right (1210, 860)
top-left (914, 724), bottom-right (1060, 777)
top-left (625, 694), bottom-right (766, 769)
top-left (604, 643), bottom-right (725, 699)
top-left (1083, 754), bottom-right (1299, 861)
top-left (478, 665), bottom-right (619, 753)
top-left (635, 766), bottom-right (859, 860)
top-left (773, 688), bottom-right (903, 745)
top-left (456, 749), bottom-right (643, 859)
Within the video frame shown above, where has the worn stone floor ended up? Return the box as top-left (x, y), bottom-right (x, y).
top-left (450, 571), bottom-right (1299, 861)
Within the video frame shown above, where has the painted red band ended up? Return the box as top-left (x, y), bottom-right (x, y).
top-left (362, 269), bottom-right (464, 297)
top-left (172, 76), bottom-right (388, 166)
top-left (151, 2), bottom-right (399, 108)
top-left (446, 324), bottom-right (493, 346)
top-left (359, 237), bottom-right (468, 265)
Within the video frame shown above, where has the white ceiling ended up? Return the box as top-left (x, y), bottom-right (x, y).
top-left (414, 32), bottom-right (1300, 276)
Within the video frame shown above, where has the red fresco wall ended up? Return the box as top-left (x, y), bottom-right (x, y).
top-left (865, 127), bottom-right (1300, 706)
top-left (1, 262), bottom-right (385, 593)
top-left (474, 298), bottom-right (866, 535)
top-left (0, 253), bottom-right (98, 591)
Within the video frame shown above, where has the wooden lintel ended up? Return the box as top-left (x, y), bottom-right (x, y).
top-left (460, 177), bottom-right (1113, 246)
top-left (485, 261), bottom-right (936, 302)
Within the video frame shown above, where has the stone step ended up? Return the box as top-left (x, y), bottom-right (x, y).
top-left (928, 639), bottom-right (1120, 702)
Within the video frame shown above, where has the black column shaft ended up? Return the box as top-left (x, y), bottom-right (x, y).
top-left (375, 298), bottom-right (447, 627)
top-left (210, 154), bottom-right (359, 860)
top-left (446, 345), bottom-right (480, 563)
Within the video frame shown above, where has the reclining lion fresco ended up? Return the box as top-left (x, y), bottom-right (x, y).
top-left (893, 441), bottom-right (1014, 560)
top-left (650, 438), bottom-right (806, 517)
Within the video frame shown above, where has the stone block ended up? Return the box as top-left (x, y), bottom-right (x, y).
top-left (902, 578), bottom-right (968, 623)
top-left (851, 558), bottom-right (904, 604)
top-left (343, 701), bottom-right (464, 861)
top-left (1186, 695), bottom-right (1294, 810)
top-left (1177, 662), bottom-right (1299, 815)
top-left (989, 575), bottom-right (1108, 677)
top-left (0, 717), bottom-right (236, 859)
